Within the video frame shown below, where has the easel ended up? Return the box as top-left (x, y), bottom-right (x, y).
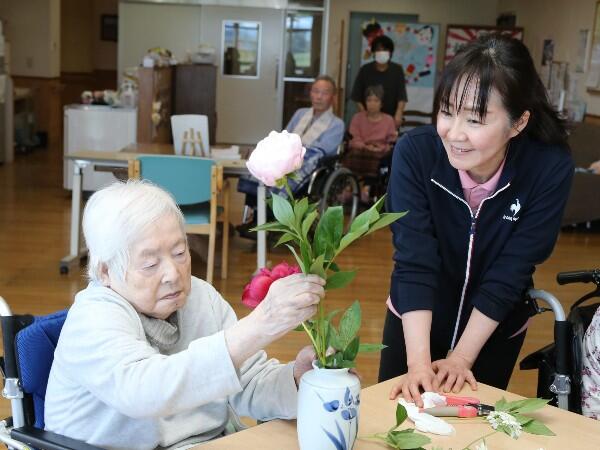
top-left (181, 128), bottom-right (208, 157)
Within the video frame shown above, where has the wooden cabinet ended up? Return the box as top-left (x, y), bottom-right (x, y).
top-left (173, 64), bottom-right (217, 145)
top-left (137, 67), bottom-right (173, 143)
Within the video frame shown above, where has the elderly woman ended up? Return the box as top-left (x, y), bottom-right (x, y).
top-left (44, 181), bottom-right (325, 449)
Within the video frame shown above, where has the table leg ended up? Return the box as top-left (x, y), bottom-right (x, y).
top-left (59, 160), bottom-right (89, 274)
top-left (256, 182), bottom-right (267, 270)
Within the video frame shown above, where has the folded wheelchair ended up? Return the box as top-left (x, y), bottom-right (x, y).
top-left (0, 296), bottom-right (102, 450)
top-left (521, 269), bottom-right (600, 412)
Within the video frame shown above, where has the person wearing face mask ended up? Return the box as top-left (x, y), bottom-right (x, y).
top-left (379, 34), bottom-right (574, 408)
top-left (351, 35), bottom-right (408, 128)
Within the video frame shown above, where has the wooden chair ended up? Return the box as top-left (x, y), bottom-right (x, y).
top-left (129, 155), bottom-right (229, 284)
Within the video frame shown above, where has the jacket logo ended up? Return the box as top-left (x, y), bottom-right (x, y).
top-left (503, 198), bottom-right (521, 222)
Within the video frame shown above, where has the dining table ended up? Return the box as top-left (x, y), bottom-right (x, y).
top-left (61, 142), bottom-right (267, 274)
top-left (197, 376), bottom-right (600, 449)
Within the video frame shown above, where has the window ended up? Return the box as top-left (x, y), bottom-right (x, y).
top-left (222, 20), bottom-right (261, 77)
top-left (284, 11), bottom-right (322, 78)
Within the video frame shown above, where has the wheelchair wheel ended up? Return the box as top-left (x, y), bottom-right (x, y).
top-left (319, 168), bottom-right (359, 230)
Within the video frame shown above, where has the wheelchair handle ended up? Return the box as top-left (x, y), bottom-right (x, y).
top-left (527, 289), bottom-right (569, 376)
top-left (556, 269), bottom-right (600, 285)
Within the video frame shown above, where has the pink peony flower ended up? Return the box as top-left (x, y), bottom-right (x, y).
top-left (246, 131), bottom-right (306, 186)
top-left (242, 262), bottom-right (302, 308)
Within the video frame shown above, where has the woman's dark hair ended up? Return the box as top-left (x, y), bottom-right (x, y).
top-left (433, 33), bottom-right (568, 147)
top-left (371, 35), bottom-right (394, 55)
top-left (364, 84), bottom-right (384, 102)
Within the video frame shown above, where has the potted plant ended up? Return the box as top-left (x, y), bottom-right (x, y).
top-left (241, 131), bottom-right (406, 449)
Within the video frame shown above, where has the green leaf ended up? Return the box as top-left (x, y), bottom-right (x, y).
top-left (329, 326), bottom-right (343, 350)
top-left (274, 233), bottom-right (295, 247)
top-left (371, 195), bottom-right (386, 212)
top-left (507, 398), bottom-right (551, 414)
top-left (326, 351), bottom-right (344, 368)
top-left (389, 430), bottom-right (431, 449)
top-left (294, 197), bottom-right (309, 228)
top-left (325, 270), bottom-right (356, 290)
top-left (338, 360), bottom-right (356, 368)
top-left (365, 211), bottom-right (408, 236)
top-left (395, 403), bottom-right (408, 428)
top-left (343, 336), bottom-right (360, 361)
top-left (328, 262), bottom-right (340, 272)
top-left (511, 413), bottom-right (533, 426)
top-left (251, 221), bottom-right (291, 232)
top-left (495, 397), bottom-right (509, 411)
top-left (286, 244), bottom-right (306, 273)
top-left (337, 227), bottom-right (368, 255)
top-left (301, 210), bottom-right (318, 239)
top-left (309, 254), bottom-right (326, 278)
top-left (300, 240), bottom-right (312, 272)
top-left (271, 193), bottom-right (296, 229)
top-left (358, 343), bottom-right (387, 353)
top-left (314, 206), bottom-right (344, 258)
top-left (522, 418), bottom-right (555, 436)
top-left (338, 301), bottom-right (361, 349)
top-left (349, 206), bottom-right (379, 234)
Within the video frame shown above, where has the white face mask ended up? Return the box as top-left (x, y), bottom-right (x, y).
top-left (374, 51), bottom-right (391, 64)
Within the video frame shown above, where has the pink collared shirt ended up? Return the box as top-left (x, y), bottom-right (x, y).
top-left (458, 158), bottom-right (506, 212)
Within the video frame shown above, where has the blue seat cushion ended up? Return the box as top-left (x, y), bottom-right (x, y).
top-left (180, 203), bottom-right (224, 225)
top-left (15, 309), bottom-right (68, 429)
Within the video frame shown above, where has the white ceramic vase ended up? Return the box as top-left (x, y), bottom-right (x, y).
top-left (297, 363), bottom-right (361, 450)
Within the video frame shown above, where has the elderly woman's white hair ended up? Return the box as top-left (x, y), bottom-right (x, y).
top-left (83, 180), bottom-right (185, 283)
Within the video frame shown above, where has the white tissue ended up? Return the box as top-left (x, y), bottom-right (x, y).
top-left (421, 392), bottom-right (447, 409)
top-left (398, 395), bottom-right (455, 436)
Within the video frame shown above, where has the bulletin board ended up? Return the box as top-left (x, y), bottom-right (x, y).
top-left (359, 22), bottom-right (440, 112)
top-left (444, 25), bottom-right (524, 65)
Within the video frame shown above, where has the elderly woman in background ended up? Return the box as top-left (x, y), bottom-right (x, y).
top-left (44, 181), bottom-right (325, 450)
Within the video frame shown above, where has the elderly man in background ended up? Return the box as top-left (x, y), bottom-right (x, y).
top-left (44, 181), bottom-right (325, 450)
top-left (237, 74), bottom-right (344, 236)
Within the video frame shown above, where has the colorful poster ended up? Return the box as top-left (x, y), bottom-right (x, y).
top-left (444, 25), bottom-right (524, 65)
top-left (359, 21), bottom-right (439, 112)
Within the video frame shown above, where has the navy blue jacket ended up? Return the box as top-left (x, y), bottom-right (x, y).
top-left (388, 125), bottom-right (573, 346)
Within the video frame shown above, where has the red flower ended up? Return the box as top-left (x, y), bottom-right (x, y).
top-left (242, 262), bottom-right (301, 308)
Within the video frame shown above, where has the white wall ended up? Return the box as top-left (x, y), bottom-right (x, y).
top-left (498, 0), bottom-right (600, 115)
top-left (328, 0), bottom-right (499, 90)
top-left (0, 0), bottom-right (60, 77)
top-left (118, 2), bottom-right (202, 78)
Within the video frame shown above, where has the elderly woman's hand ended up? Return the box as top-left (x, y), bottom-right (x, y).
top-left (225, 273), bottom-right (325, 368)
top-left (293, 345), bottom-right (317, 386)
top-left (589, 160), bottom-right (600, 174)
top-left (254, 273), bottom-right (325, 337)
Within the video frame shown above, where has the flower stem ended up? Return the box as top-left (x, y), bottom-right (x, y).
top-left (461, 431), bottom-right (497, 450)
top-left (302, 322), bottom-right (319, 356)
top-left (284, 179), bottom-right (294, 203)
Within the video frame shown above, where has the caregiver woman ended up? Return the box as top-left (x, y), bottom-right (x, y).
top-left (379, 33), bottom-right (574, 406)
top-left (45, 181), bottom-right (325, 449)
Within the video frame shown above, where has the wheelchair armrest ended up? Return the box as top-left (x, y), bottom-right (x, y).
top-left (11, 425), bottom-right (104, 450)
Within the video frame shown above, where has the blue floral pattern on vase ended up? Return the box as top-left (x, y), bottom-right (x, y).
top-left (318, 387), bottom-right (361, 450)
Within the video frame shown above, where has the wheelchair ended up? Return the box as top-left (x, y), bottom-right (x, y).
top-left (0, 296), bottom-right (102, 450)
top-left (520, 269), bottom-right (600, 412)
top-left (304, 145), bottom-right (360, 230)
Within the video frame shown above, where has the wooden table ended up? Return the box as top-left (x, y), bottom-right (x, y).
top-left (61, 143), bottom-right (267, 274)
top-left (198, 377), bottom-right (600, 450)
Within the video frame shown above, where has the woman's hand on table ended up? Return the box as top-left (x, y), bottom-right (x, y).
top-left (388, 362), bottom-right (439, 408)
top-left (432, 352), bottom-right (478, 394)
